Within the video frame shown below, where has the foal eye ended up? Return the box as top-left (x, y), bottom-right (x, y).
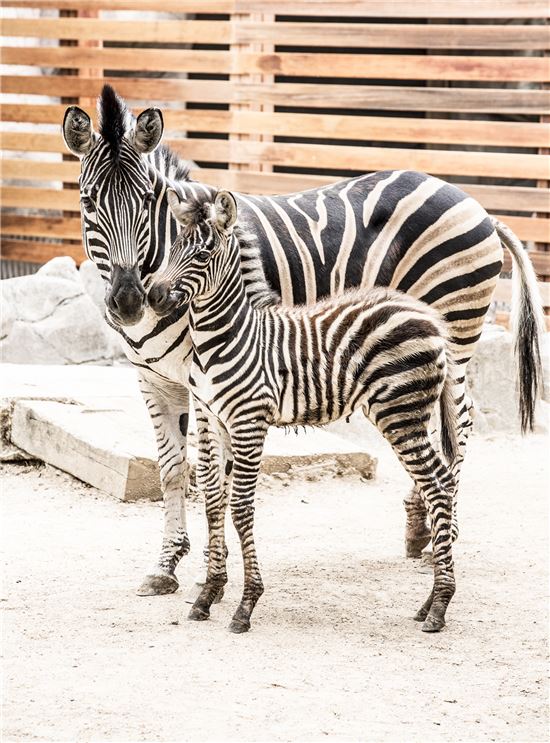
top-left (143, 191), bottom-right (155, 206)
top-left (196, 250), bottom-right (210, 263)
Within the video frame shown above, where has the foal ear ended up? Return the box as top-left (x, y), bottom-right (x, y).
top-left (166, 188), bottom-right (190, 224)
top-left (214, 191), bottom-right (238, 231)
top-left (132, 107), bottom-right (164, 154)
top-left (62, 106), bottom-right (95, 157)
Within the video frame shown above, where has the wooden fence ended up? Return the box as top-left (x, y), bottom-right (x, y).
top-left (2, 0), bottom-right (549, 314)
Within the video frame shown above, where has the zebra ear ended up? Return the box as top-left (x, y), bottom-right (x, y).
top-left (62, 105), bottom-right (95, 157)
top-left (214, 191), bottom-right (237, 231)
top-left (133, 107), bottom-right (164, 154)
top-left (166, 188), bottom-right (189, 224)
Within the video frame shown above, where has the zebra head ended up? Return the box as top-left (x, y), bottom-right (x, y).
top-left (62, 85), bottom-right (165, 326)
top-left (148, 189), bottom-right (238, 316)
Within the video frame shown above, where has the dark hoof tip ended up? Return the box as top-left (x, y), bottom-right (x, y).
top-left (136, 573), bottom-right (179, 596)
top-left (422, 615), bottom-right (445, 633)
top-left (414, 608), bottom-right (429, 622)
top-left (228, 619), bottom-right (250, 634)
top-left (212, 587), bottom-right (225, 605)
top-left (188, 606), bottom-right (210, 621)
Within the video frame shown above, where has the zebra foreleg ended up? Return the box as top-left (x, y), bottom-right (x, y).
top-left (189, 412), bottom-right (232, 620)
top-left (227, 421), bottom-right (267, 634)
top-left (136, 377), bottom-right (191, 596)
top-left (188, 408), bottom-right (231, 604)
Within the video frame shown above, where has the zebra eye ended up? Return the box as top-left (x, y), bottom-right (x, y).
top-left (196, 250), bottom-right (210, 263)
top-left (81, 195), bottom-right (95, 210)
top-left (143, 191), bottom-right (155, 206)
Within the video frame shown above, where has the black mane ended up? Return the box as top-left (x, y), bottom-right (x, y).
top-left (98, 84), bottom-right (129, 161)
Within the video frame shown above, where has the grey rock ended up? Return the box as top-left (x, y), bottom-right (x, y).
top-left (79, 259), bottom-right (107, 312)
top-left (0, 257), bottom-right (125, 366)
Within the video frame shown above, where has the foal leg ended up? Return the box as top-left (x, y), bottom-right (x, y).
top-left (189, 414), bottom-right (232, 620)
top-left (393, 436), bottom-right (456, 632)
top-left (227, 421), bottom-right (268, 634)
top-left (403, 378), bottom-right (470, 557)
top-left (189, 409), bottom-right (232, 604)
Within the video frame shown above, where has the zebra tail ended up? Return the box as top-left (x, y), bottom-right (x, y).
top-left (492, 218), bottom-right (545, 433)
top-left (439, 348), bottom-right (459, 465)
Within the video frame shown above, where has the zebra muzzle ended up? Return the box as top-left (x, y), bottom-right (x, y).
top-left (107, 264), bottom-right (146, 326)
top-left (148, 281), bottom-right (185, 316)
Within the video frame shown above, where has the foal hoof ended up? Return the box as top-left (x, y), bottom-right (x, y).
top-left (228, 618), bottom-right (250, 634)
top-left (421, 615), bottom-right (445, 633)
top-left (188, 605), bottom-right (210, 621)
top-left (413, 606), bottom-right (429, 622)
top-left (136, 573), bottom-right (179, 596)
top-left (405, 534), bottom-right (431, 559)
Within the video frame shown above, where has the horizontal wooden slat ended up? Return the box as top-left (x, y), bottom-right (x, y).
top-left (1, 75), bottom-right (232, 104)
top-left (4, 104), bottom-right (549, 149)
top-left (234, 22), bottom-right (550, 50)
top-left (3, 159), bottom-right (548, 214)
top-left (233, 82), bottom-right (550, 114)
top-left (2, 47), bottom-right (230, 74)
top-left (3, 1), bottom-right (232, 10)
top-left (236, 52), bottom-right (550, 82)
top-left (2, 159), bottom-right (81, 180)
top-left (3, 47), bottom-right (548, 81)
top-left (5, 0), bottom-right (547, 15)
top-left (236, 1), bottom-right (550, 18)
top-left (4, 133), bottom-right (549, 180)
top-left (493, 215), bottom-right (550, 243)
top-left (2, 18), bottom-right (231, 44)
top-left (0, 215), bottom-right (82, 240)
top-left (502, 249), bottom-right (550, 276)
top-left (2, 186), bottom-right (80, 211)
top-left (493, 277), bottom-right (550, 307)
top-left (1, 238), bottom-right (84, 264)
top-left (4, 75), bottom-right (548, 114)
top-left (3, 18), bottom-right (548, 50)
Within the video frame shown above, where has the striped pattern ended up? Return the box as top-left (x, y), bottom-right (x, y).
top-left (148, 190), bottom-right (459, 633)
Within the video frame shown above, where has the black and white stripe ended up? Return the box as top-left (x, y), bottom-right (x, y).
top-left (148, 189), bottom-right (459, 633)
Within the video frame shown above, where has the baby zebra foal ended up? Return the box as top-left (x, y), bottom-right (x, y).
top-left (148, 190), bottom-right (459, 635)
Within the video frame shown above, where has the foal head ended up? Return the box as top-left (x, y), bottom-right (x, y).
top-left (148, 190), bottom-right (238, 316)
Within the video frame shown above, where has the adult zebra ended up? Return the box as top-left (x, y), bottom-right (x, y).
top-left (62, 85), bottom-right (543, 597)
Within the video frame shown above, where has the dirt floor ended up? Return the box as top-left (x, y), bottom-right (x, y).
top-left (1, 432), bottom-right (548, 743)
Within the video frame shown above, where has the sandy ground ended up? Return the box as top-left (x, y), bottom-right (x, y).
top-left (1, 432), bottom-right (548, 743)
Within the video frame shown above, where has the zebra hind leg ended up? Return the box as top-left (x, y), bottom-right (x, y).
top-left (392, 435), bottom-right (457, 632)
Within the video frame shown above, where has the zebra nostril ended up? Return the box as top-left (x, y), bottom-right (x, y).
top-left (149, 283), bottom-right (168, 311)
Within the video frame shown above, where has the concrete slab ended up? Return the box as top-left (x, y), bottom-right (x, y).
top-left (11, 400), bottom-right (162, 501)
top-left (2, 363), bottom-right (377, 499)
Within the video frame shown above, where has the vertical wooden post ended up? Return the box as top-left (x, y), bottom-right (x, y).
top-left (229, 11), bottom-right (274, 189)
top-left (78, 8), bottom-right (102, 112)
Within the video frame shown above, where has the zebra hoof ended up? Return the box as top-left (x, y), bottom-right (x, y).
top-left (421, 614), bottom-right (445, 633)
top-left (188, 605), bottom-right (210, 621)
top-left (136, 573), bottom-right (179, 596)
top-left (228, 618), bottom-right (250, 634)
